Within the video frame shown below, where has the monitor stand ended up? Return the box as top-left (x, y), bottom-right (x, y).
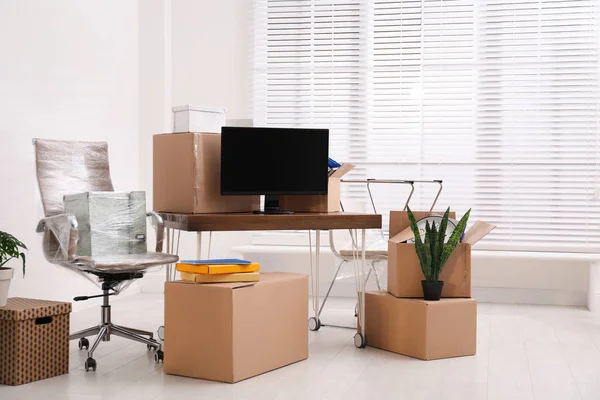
top-left (253, 195), bottom-right (295, 215)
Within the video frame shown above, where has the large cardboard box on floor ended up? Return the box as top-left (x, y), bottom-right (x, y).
top-left (153, 133), bottom-right (260, 214)
top-left (278, 164), bottom-right (354, 213)
top-left (365, 291), bottom-right (476, 360)
top-left (387, 211), bottom-right (495, 298)
top-left (164, 272), bottom-right (308, 383)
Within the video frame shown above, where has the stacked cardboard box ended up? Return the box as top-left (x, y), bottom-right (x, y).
top-left (176, 259), bottom-right (260, 283)
top-left (164, 273), bottom-right (308, 383)
top-left (364, 211), bottom-right (495, 360)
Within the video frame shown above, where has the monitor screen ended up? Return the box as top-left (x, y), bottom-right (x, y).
top-left (221, 126), bottom-right (329, 195)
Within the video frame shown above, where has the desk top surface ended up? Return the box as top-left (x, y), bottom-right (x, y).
top-left (158, 212), bottom-right (382, 232)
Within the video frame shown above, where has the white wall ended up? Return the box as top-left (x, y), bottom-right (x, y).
top-left (138, 0), bottom-right (255, 293)
top-left (0, 1), bottom-right (140, 310)
top-left (169, 0), bottom-right (255, 264)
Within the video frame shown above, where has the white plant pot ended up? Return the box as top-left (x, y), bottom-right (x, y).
top-left (0, 267), bottom-right (14, 307)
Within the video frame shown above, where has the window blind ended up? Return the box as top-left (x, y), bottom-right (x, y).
top-left (253, 0), bottom-right (600, 252)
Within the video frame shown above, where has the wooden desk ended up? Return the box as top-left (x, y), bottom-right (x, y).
top-left (160, 212), bottom-right (381, 232)
top-left (158, 211), bottom-right (382, 348)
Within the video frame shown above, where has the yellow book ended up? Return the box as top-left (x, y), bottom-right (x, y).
top-left (180, 271), bottom-right (260, 283)
top-left (176, 262), bottom-right (260, 275)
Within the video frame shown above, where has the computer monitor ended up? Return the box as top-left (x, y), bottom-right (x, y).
top-left (221, 126), bottom-right (329, 214)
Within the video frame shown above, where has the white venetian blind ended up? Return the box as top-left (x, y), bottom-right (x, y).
top-left (475, 0), bottom-right (600, 251)
top-left (253, 0), bottom-right (600, 252)
top-left (366, 0), bottom-right (476, 231)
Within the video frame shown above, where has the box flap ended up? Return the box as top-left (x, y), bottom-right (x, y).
top-left (389, 211), bottom-right (454, 238)
top-left (463, 220), bottom-right (496, 245)
top-left (329, 163), bottom-right (354, 178)
top-left (389, 226), bottom-right (415, 244)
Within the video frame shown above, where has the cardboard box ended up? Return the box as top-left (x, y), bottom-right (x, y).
top-left (0, 298), bottom-right (71, 385)
top-left (278, 164), bottom-right (354, 213)
top-left (365, 291), bottom-right (476, 360)
top-left (63, 191), bottom-right (147, 256)
top-left (153, 133), bottom-right (260, 213)
top-left (164, 272), bottom-right (308, 383)
top-left (387, 211), bottom-right (495, 298)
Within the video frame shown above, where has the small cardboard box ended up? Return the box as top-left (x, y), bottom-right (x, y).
top-left (278, 164), bottom-right (354, 213)
top-left (365, 291), bottom-right (476, 360)
top-left (0, 298), bottom-right (71, 385)
top-left (153, 133), bottom-right (260, 214)
top-left (387, 211), bottom-right (495, 298)
top-left (164, 272), bottom-right (308, 383)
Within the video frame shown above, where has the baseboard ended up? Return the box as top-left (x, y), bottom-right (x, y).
top-left (471, 286), bottom-right (586, 307)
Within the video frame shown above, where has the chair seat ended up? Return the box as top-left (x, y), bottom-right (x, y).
top-left (73, 252), bottom-right (179, 272)
top-left (339, 249), bottom-right (388, 259)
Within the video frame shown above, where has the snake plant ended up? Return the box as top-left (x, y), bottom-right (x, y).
top-left (406, 206), bottom-right (470, 282)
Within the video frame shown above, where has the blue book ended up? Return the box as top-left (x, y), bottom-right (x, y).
top-left (328, 158), bottom-right (342, 169)
top-left (179, 258), bottom-right (252, 265)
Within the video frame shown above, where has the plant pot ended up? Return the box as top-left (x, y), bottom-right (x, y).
top-left (421, 280), bottom-right (444, 301)
top-left (0, 267), bottom-right (14, 307)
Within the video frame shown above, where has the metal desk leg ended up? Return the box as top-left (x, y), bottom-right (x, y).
top-left (308, 230), bottom-right (322, 331)
top-left (354, 229), bottom-right (367, 348)
top-left (196, 232), bottom-right (202, 260)
top-left (165, 227), bottom-right (171, 282)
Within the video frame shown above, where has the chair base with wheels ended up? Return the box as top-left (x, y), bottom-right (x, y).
top-left (69, 272), bottom-right (165, 371)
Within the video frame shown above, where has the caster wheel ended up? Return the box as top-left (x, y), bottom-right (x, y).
top-left (84, 357), bottom-right (97, 372)
top-left (308, 317), bottom-right (321, 331)
top-left (354, 333), bottom-right (367, 349)
top-left (78, 338), bottom-right (89, 350)
top-left (155, 350), bottom-right (164, 363)
top-left (147, 344), bottom-right (153, 351)
top-left (157, 326), bottom-right (165, 341)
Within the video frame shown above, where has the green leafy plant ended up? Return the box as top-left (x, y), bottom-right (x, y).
top-left (0, 231), bottom-right (27, 277)
top-left (407, 206), bottom-right (470, 282)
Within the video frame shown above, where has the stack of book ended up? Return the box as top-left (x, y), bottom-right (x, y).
top-left (176, 259), bottom-right (260, 283)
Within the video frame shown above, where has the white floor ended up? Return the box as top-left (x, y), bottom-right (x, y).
top-left (2, 294), bottom-right (600, 400)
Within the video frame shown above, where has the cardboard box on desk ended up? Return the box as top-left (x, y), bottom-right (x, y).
top-left (278, 164), bottom-right (354, 213)
top-left (153, 133), bottom-right (260, 214)
top-left (387, 211), bottom-right (495, 298)
top-left (364, 291), bottom-right (476, 360)
top-left (164, 272), bottom-right (308, 383)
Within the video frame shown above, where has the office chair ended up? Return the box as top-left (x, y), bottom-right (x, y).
top-left (33, 139), bottom-right (179, 371)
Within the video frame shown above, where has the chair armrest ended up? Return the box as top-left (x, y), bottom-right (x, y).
top-left (146, 211), bottom-right (165, 253)
top-left (36, 213), bottom-right (79, 262)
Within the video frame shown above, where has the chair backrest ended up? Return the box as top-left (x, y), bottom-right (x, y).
top-left (33, 139), bottom-right (114, 216)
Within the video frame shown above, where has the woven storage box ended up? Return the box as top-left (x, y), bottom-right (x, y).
top-left (0, 298), bottom-right (71, 386)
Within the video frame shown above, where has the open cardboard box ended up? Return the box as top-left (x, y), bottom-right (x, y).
top-left (278, 164), bottom-right (354, 213)
top-left (387, 211), bottom-right (496, 298)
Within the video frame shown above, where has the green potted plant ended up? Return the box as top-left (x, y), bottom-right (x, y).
top-left (0, 231), bottom-right (27, 307)
top-left (407, 206), bottom-right (470, 301)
